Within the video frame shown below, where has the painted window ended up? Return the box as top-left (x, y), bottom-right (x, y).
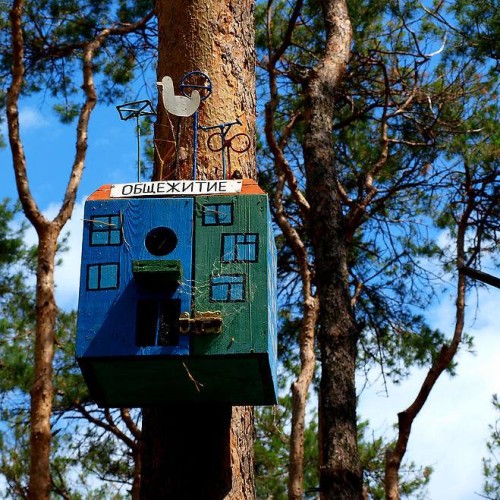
top-left (222, 233), bottom-right (259, 262)
top-left (87, 263), bottom-right (119, 290)
top-left (202, 203), bottom-right (233, 226)
top-left (90, 214), bottom-right (122, 246)
top-left (210, 274), bottom-right (245, 302)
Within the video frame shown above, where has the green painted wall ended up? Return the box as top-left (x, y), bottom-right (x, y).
top-left (192, 194), bottom-right (270, 357)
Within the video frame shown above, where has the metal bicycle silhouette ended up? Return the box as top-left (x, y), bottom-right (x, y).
top-left (200, 119), bottom-right (250, 179)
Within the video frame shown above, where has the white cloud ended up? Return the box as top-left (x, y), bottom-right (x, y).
top-left (54, 202), bottom-right (84, 311)
top-left (19, 107), bottom-right (50, 130)
top-left (1, 106), bottom-right (50, 144)
top-left (43, 201), bottom-right (84, 311)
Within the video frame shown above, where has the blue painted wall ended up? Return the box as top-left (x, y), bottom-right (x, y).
top-left (76, 197), bottom-right (193, 358)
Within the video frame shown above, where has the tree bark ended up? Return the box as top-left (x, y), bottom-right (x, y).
top-left (301, 0), bottom-right (361, 498)
top-left (140, 1), bottom-right (257, 498)
top-left (29, 228), bottom-right (58, 499)
top-left (262, 3), bottom-right (321, 495)
top-left (288, 295), bottom-right (319, 499)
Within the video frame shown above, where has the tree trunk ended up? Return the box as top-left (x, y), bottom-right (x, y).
top-left (385, 448), bottom-right (401, 500)
top-left (288, 295), bottom-right (319, 499)
top-left (28, 228), bottom-right (58, 499)
top-left (154, 0), bottom-right (256, 182)
top-left (302, 0), bottom-right (361, 497)
top-left (131, 446), bottom-right (141, 500)
top-left (7, 2), bottom-right (150, 496)
top-left (140, 1), bottom-right (257, 497)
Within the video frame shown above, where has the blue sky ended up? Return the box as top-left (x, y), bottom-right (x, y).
top-left (1, 100), bottom-right (141, 206)
top-left (1, 97), bottom-right (499, 498)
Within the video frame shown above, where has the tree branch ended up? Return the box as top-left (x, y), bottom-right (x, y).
top-left (384, 163), bottom-right (476, 499)
top-left (6, 0), bottom-right (47, 233)
top-left (53, 10), bottom-right (154, 231)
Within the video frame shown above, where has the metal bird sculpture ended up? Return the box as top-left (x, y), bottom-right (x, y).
top-left (158, 76), bottom-right (201, 117)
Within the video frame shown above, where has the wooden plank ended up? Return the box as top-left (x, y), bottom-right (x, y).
top-left (192, 193), bottom-right (270, 357)
top-left (132, 259), bottom-right (183, 285)
top-left (79, 354), bottom-right (277, 407)
top-left (87, 178), bottom-right (265, 200)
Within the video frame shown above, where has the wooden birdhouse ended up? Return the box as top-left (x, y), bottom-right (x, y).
top-left (76, 178), bottom-right (277, 407)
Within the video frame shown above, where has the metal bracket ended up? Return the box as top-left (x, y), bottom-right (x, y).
top-left (179, 311), bottom-right (223, 335)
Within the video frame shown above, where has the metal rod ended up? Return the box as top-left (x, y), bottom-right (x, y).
top-left (136, 115), bottom-right (141, 182)
top-left (221, 131), bottom-right (227, 180)
top-left (116, 100), bottom-right (155, 183)
top-left (175, 117), bottom-right (182, 178)
top-left (200, 119), bottom-right (241, 180)
top-left (193, 112), bottom-right (199, 180)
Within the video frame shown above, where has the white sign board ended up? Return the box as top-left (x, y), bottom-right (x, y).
top-left (110, 180), bottom-right (243, 198)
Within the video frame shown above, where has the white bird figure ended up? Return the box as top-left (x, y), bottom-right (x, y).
top-left (157, 76), bottom-right (201, 117)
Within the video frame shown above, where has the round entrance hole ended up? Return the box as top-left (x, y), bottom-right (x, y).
top-left (145, 227), bottom-right (178, 256)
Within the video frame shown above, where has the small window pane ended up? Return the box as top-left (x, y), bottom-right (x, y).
top-left (222, 235), bottom-right (235, 261)
top-left (88, 266), bottom-right (99, 290)
top-left (211, 275), bottom-right (245, 302)
top-left (91, 231), bottom-right (110, 245)
top-left (204, 211), bottom-right (218, 225)
top-left (212, 282), bottom-right (229, 301)
top-left (217, 205), bottom-right (232, 224)
top-left (230, 283), bottom-right (244, 301)
top-left (87, 263), bottom-right (119, 291)
top-left (100, 264), bottom-right (118, 289)
top-left (109, 215), bottom-right (121, 227)
top-left (92, 216), bottom-right (110, 229)
top-left (109, 230), bottom-right (121, 245)
top-left (203, 204), bottom-right (233, 226)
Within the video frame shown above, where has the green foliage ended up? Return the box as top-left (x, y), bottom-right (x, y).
top-left (254, 396), bottom-right (319, 499)
top-left (257, 0), bottom-right (500, 383)
top-left (53, 103), bottom-right (81, 124)
top-left (482, 395), bottom-right (500, 499)
top-left (0, 412), bottom-right (30, 498)
top-left (254, 398), bottom-right (433, 500)
top-left (257, 0), bottom-right (499, 494)
top-left (359, 421), bottom-right (432, 498)
top-left (451, 0), bottom-right (500, 65)
top-left (0, 201), bottom-right (36, 396)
